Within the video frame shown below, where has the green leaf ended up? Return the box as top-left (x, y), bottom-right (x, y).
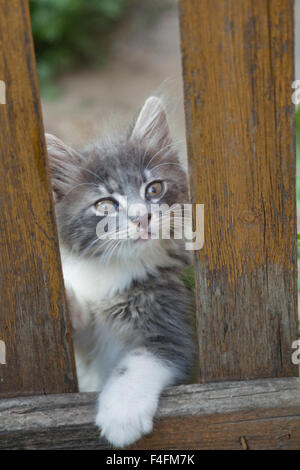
top-left (182, 265), bottom-right (195, 290)
top-left (29, 0), bottom-right (128, 93)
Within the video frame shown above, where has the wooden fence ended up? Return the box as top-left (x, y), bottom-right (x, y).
top-left (0, 0), bottom-right (299, 449)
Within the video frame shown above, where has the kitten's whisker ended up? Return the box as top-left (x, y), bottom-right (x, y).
top-left (96, 223), bottom-right (134, 241)
top-left (145, 140), bottom-right (184, 171)
top-left (141, 147), bottom-right (148, 171)
top-left (100, 240), bottom-right (115, 264)
top-left (82, 229), bottom-right (132, 259)
top-left (107, 240), bottom-right (122, 264)
top-left (100, 227), bottom-right (131, 240)
top-left (64, 182), bottom-right (99, 198)
top-left (76, 165), bottom-right (106, 184)
top-left (102, 240), bottom-right (121, 265)
top-left (149, 162), bottom-right (183, 172)
top-left (140, 146), bottom-right (149, 178)
top-left (80, 237), bottom-right (112, 258)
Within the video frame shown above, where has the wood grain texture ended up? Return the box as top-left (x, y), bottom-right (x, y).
top-left (0, 0), bottom-right (77, 397)
top-left (179, 0), bottom-right (298, 381)
top-left (0, 378), bottom-right (299, 449)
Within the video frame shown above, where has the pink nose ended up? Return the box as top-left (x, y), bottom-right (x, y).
top-left (131, 213), bottom-right (151, 228)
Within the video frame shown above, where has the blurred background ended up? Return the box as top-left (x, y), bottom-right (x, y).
top-left (30, 0), bottom-right (184, 149)
top-left (30, 0), bottom-right (300, 307)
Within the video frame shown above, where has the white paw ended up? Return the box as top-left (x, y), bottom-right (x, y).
top-left (95, 381), bottom-right (158, 447)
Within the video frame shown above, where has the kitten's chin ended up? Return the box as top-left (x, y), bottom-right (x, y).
top-left (133, 234), bottom-right (152, 243)
top-left (119, 237), bottom-right (166, 261)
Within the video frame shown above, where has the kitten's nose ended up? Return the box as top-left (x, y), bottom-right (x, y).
top-left (130, 213), bottom-right (151, 227)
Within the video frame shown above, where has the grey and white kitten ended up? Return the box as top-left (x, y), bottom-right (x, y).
top-left (46, 97), bottom-right (195, 448)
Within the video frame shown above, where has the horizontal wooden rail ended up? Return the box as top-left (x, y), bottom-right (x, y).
top-left (0, 378), bottom-right (299, 449)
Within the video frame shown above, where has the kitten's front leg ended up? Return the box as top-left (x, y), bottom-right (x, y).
top-left (95, 348), bottom-right (175, 448)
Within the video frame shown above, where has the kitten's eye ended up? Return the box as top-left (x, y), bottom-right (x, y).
top-left (145, 181), bottom-right (164, 200)
top-left (95, 199), bottom-right (119, 215)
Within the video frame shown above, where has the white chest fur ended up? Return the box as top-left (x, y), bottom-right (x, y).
top-left (60, 241), bottom-right (174, 305)
top-left (62, 251), bottom-right (133, 304)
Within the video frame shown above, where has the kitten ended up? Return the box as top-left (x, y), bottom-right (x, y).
top-left (46, 96), bottom-right (196, 448)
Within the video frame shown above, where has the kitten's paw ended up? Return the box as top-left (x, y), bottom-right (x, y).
top-left (95, 384), bottom-right (157, 447)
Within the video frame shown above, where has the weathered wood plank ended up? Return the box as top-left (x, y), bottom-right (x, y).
top-left (0, 378), bottom-right (299, 449)
top-left (0, 0), bottom-right (77, 396)
top-left (179, 0), bottom-right (298, 381)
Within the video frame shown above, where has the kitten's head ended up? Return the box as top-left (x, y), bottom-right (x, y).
top-left (46, 97), bottom-right (188, 262)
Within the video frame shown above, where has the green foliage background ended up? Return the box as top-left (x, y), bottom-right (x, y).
top-left (29, 0), bottom-right (128, 94)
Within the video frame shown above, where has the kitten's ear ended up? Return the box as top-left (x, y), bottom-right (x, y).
top-left (46, 133), bottom-right (81, 200)
top-left (130, 96), bottom-right (172, 148)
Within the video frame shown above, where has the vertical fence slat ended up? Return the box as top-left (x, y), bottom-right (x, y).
top-left (179, 0), bottom-right (298, 381)
top-left (0, 0), bottom-right (77, 397)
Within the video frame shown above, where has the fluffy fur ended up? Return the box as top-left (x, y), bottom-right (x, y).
top-left (47, 97), bottom-right (196, 448)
